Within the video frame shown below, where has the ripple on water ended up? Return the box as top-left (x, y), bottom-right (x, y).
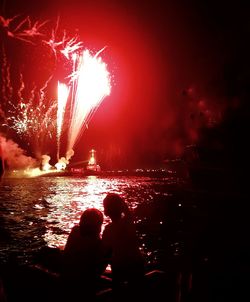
top-left (0, 175), bottom-right (181, 266)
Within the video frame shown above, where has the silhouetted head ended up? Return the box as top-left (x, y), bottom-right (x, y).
top-left (103, 193), bottom-right (130, 221)
top-left (79, 208), bottom-right (103, 236)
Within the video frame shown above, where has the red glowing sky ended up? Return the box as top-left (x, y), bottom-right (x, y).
top-left (1, 0), bottom-right (250, 167)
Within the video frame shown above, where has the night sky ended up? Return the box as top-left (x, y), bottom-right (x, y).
top-left (1, 0), bottom-right (250, 169)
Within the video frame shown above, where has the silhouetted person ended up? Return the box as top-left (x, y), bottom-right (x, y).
top-left (62, 208), bottom-right (105, 301)
top-left (102, 193), bottom-right (145, 299)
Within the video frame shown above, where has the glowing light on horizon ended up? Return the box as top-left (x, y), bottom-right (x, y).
top-left (88, 149), bottom-right (96, 165)
top-left (55, 157), bottom-right (68, 170)
top-left (6, 167), bottom-right (62, 178)
top-left (55, 162), bottom-right (66, 170)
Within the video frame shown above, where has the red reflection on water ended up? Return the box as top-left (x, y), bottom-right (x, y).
top-left (43, 176), bottom-right (122, 248)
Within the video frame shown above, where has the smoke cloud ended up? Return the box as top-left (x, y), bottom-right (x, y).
top-left (0, 134), bottom-right (37, 169)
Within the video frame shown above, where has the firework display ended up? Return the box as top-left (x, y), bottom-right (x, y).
top-left (0, 15), bottom-right (111, 173)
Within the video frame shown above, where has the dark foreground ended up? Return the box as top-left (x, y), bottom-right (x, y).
top-left (1, 176), bottom-right (250, 301)
top-left (1, 262), bottom-right (170, 302)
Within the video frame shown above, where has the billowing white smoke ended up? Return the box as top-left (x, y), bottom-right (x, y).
top-left (55, 149), bottom-right (74, 170)
top-left (0, 134), bottom-right (37, 169)
top-left (41, 154), bottom-right (52, 171)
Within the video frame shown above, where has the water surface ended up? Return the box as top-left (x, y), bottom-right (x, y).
top-left (0, 175), bottom-right (181, 268)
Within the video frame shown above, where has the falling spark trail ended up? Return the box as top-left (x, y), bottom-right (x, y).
top-left (67, 49), bottom-right (111, 153)
top-left (57, 82), bottom-right (69, 159)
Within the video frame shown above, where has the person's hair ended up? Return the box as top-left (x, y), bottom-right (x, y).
top-left (103, 193), bottom-right (131, 221)
top-left (79, 208), bottom-right (103, 236)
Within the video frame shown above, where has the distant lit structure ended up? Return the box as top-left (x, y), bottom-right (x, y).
top-left (86, 149), bottom-right (101, 172)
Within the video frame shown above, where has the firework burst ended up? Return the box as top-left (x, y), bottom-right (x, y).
top-left (65, 48), bottom-right (111, 154)
top-left (0, 14), bottom-right (112, 170)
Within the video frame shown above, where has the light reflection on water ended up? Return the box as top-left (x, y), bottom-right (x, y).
top-left (0, 175), bottom-right (177, 265)
top-left (42, 176), bottom-right (128, 247)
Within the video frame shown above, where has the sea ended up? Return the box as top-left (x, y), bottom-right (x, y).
top-left (1, 172), bottom-right (249, 301)
top-left (0, 174), bottom-right (192, 271)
